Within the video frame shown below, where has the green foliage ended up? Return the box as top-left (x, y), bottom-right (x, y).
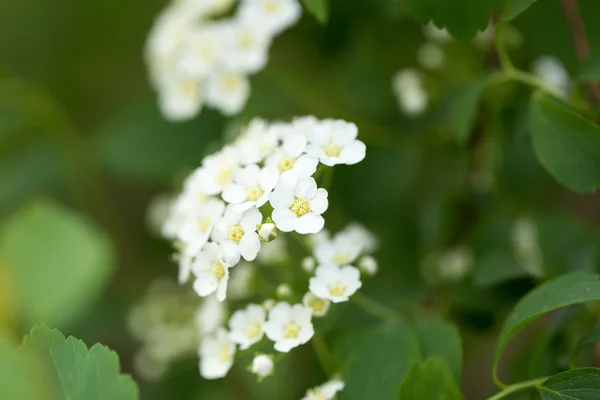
top-left (493, 272), bottom-right (600, 384)
top-left (571, 324), bottom-right (600, 366)
top-left (413, 318), bottom-right (462, 380)
top-left (0, 199), bottom-right (114, 327)
top-left (0, 335), bottom-right (44, 400)
top-left (403, 0), bottom-right (498, 39)
top-left (473, 251), bottom-right (528, 287)
top-left (529, 90), bottom-right (600, 193)
top-left (398, 358), bottom-right (462, 400)
top-left (301, 0), bottom-right (329, 24)
top-left (22, 324), bottom-right (138, 400)
top-left (538, 368), bottom-right (600, 399)
top-left (502, 0), bottom-right (542, 21)
top-left (578, 52), bottom-right (600, 82)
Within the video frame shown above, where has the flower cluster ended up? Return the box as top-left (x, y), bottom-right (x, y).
top-left (145, 0), bottom-right (303, 121)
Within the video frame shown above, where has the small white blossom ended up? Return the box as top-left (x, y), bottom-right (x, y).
top-left (212, 206), bottom-right (263, 264)
top-left (437, 246), bottom-right (474, 282)
top-left (158, 73), bottom-right (204, 121)
top-left (270, 173), bottom-right (329, 234)
top-left (176, 198), bottom-right (225, 254)
top-left (265, 126), bottom-right (318, 176)
top-left (258, 223), bottom-right (278, 241)
top-left (205, 71), bottom-right (251, 115)
top-left (222, 164), bottom-right (278, 211)
top-left (302, 379), bottom-right (345, 400)
top-left (196, 294), bottom-right (227, 336)
top-left (301, 256), bottom-right (316, 273)
top-left (532, 56), bottom-right (570, 96)
top-left (234, 119), bottom-right (280, 165)
top-left (309, 264), bottom-right (362, 303)
top-left (511, 217), bottom-right (543, 276)
top-left (262, 298), bottom-right (276, 310)
top-left (238, 0), bottom-right (302, 35)
top-left (392, 69), bottom-right (428, 116)
top-left (192, 242), bottom-right (233, 301)
top-left (251, 354), bottom-right (274, 378)
top-left (358, 255), bottom-right (378, 276)
top-left (223, 21), bottom-right (271, 74)
top-left (302, 292), bottom-right (330, 317)
top-left (201, 147), bottom-right (240, 195)
top-left (178, 24), bottom-right (226, 78)
top-left (314, 233), bottom-right (361, 266)
top-left (276, 284), bottom-right (292, 298)
top-left (292, 115), bottom-right (320, 138)
top-left (342, 223), bottom-right (379, 253)
top-left (306, 119), bottom-right (366, 166)
top-left (263, 302), bottom-right (314, 352)
top-left (199, 328), bottom-right (236, 379)
top-left (417, 42), bottom-right (445, 70)
top-left (229, 304), bottom-right (266, 350)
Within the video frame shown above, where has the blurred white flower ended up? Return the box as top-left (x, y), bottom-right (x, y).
top-left (392, 69), bottom-right (428, 116)
top-left (342, 223), bottom-right (379, 253)
top-left (417, 42), bottom-right (445, 70)
top-left (212, 206), bottom-right (263, 264)
top-left (301, 256), bottom-right (316, 273)
top-left (158, 73), bottom-right (204, 121)
top-left (276, 283), bottom-right (292, 298)
top-left (205, 71), bottom-right (251, 116)
top-left (192, 242), bottom-right (233, 301)
top-left (314, 233), bottom-right (361, 266)
top-left (222, 164), bottom-right (279, 211)
top-left (358, 255), bottom-right (378, 276)
top-left (306, 120), bottom-right (366, 166)
top-left (263, 302), bottom-right (314, 352)
top-left (176, 198), bottom-right (225, 261)
top-left (302, 292), bottom-right (330, 317)
top-left (229, 304), bottom-right (266, 349)
top-left (437, 246), bottom-right (474, 282)
top-left (251, 354), bottom-right (274, 378)
top-left (196, 294), bottom-right (227, 336)
top-left (532, 56), bottom-right (570, 96)
top-left (511, 217), bottom-right (543, 276)
top-left (238, 0), bottom-right (302, 35)
top-left (178, 24), bottom-right (227, 78)
top-left (201, 146), bottom-right (241, 195)
top-left (309, 264), bottom-right (362, 303)
top-left (302, 379), bottom-right (345, 400)
top-left (199, 328), bottom-right (236, 379)
top-left (234, 119), bottom-right (280, 165)
top-left (223, 21), bottom-right (272, 73)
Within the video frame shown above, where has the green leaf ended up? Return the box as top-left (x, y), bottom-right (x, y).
top-left (301, 0), bottom-right (329, 24)
top-left (528, 90), bottom-right (600, 193)
top-left (398, 358), bottom-right (462, 400)
top-left (578, 52), bottom-right (600, 82)
top-left (341, 323), bottom-right (422, 400)
top-left (493, 272), bottom-right (600, 385)
top-left (473, 251), bottom-right (529, 287)
top-left (571, 324), bottom-right (600, 366)
top-left (414, 319), bottom-right (463, 380)
top-left (404, 0), bottom-right (498, 40)
top-left (502, 0), bottom-right (543, 21)
top-left (538, 368), bottom-right (600, 399)
top-left (23, 324), bottom-right (138, 400)
top-left (0, 335), bottom-right (45, 400)
top-left (0, 199), bottom-right (114, 327)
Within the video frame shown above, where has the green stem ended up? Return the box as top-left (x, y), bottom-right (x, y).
top-left (351, 293), bottom-right (403, 322)
top-left (486, 377), bottom-right (546, 400)
top-left (311, 331), bottom-right (338, 376)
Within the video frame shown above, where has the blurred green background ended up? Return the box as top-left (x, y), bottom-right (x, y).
top-left (2, 0), bottom-right (600, 399)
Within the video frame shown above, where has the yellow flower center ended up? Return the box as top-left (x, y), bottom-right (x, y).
top-left (310, 299), bottom-right (325, 314)
top-left (333, 253), bottom-right (350, 264)
top-left (283, 321), bottom-right (301, 338)
top-left (246, 185), bottom-right (264, 201)
top-left (277, 156), bottom-right (295, 172)
top-left (328, 282), bottom-right (346, 297)
top-left (247, 323), bottom-right (262, 339)
top-left (179, 80), bottom-right (197, 97)
top-left (323, 142), bottom-right (341, 157)
top-left (290, 198), bottom-right (310, 217)
top-left (212, 262), bottom-right (225, 280)
top-left (198, 44), bottom-right (213, 59)
top-left (228, 224), bottom-right (245, 243)
top-left (217, 166), bottom-right (234, 186)
top-left (218, 345), bottom-right (232, 363)
top-left (198, 217), bottom-right (212, 233)
top-left (221, 74), bottom-right (239, 92)
top-left (265, 0), bottom-right (279, 12)
top-left (308, 391), bottom-right (326, 400)
top-left (237, 33), bottom-right (254, 50)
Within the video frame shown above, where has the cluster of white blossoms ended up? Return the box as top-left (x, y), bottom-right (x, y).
top-left (145, 0), bottom-right (303, 121)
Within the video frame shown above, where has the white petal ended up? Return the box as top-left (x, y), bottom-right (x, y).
top-left (308, 188), bottom-right (328, 214)
top-left (239, 232), bottom-right (261, 261)
top-left (193, 275), bottom-right (218, 297)
top-left (222, 241), bottom-right (241, 265)
top-left (240, 207), bottom-right (262, 230)
top-left (260, 166), bottom-right (280, 191)
top-left (295, 213), bottom-right (324, 234)
top-left (272, 208), bottom-right (297, 232)
top-left (340, 140), bottom-right (366, 165)
top-left (222, 184), bottom-right (246, 204)
top-left (269, 186), bottom-right (294, 208)
top-left (282, 132), bottom-right (307, 156)
top-left (216, 276), bottom-right (229, 301)
top-left (294, 177), bottom-right (317, 199)
top-left (293, 155), bottom-right (319, 177)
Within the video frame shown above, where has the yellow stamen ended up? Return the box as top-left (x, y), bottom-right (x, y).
top-left (311, 299), bottom-right (325, 314)
top-left (198, 217), bottom-right (212, 233)
top-left (333, 254), bottom-right (350, 264)
top-left (218, 345), bottom-right (232, 363)
top-left (212, 262), bottom-right (225, 280)
top-left (277, 156), bottom-right (295, 172)
top-left (247, 323), bottom-right (262, 339)
top-left (283, 321), bottom-right (301, 338)
top-left (328, 282), bottom-right (346, 297)
top-left (290, 198), bottom-right (310, 217)
top-left (246, 185), bottom-right (264, 202)
top-left (323, 142), bottom-right (341, 157)
top-left (228, 224), bottom-right (245, 243)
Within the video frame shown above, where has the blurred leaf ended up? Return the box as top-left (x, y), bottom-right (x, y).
top-left (473, 251), bottom-right (529, 287)
top-left (23, 324), bottom-right (138, 400)
top-left (529, 91), bottom-right (600, 193)
top-left (341, 323), bottom-right (421, 400)
top-left (571, 324), bottom-right (600, 366)
top-left (578, 52), bottom-right (600, 82)
top-left (538, 368), bottom-right (600, 399)
top-left (502, 0), bottom-right (542, 21)
top-left (414, 318), bottom-right (463, 380)
top-left (301, 0), bottom-right (329, 24)
top-left (0, 334), bottom-right (45, 400)
top-left (398, 358), bottom-right (462, 400)
top-left (493, 272), bottom-right (600, 384)
top-left (403, 0), bottom-right (498, 40)
top-left (0, 199), bottom-right (114, 327)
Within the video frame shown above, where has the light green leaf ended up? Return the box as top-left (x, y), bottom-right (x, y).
top-left (414, 319), bottom-right (463, 380)
top-left (0, 199), bottom-right (114, 327)
top-left (578, 52), bottom-right (600, 82)
top-left (301, 0), bottom-right (329, 24)
top-left (538, 368), bottom-right (600, 399)
top-left (404, 0), bottom-right (498, 40)
top-left (23, 324), bottom-right (138, 400)
top-left (0, 335), bottom-right (45, 400)
top-left (502, 0), bottom-right (543, 21)
top-left (571, 324), bottom-right (600, 366)
top-left (398, 358), bottom-right (462, 400)
top-left (341, 323), bottom-right (422, 400)
top-left (528, 90), bottom-right (600, 193)
top-left (493, 272), bottom-right (600, 385)
top-left (473, 251), bottom-right (529, 287)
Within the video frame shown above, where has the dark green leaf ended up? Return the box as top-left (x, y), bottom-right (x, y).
top-left (473, 251), bottom-right (529, 287)
top-left (493, 272), bottom-right (600, 385)
top-left (398, 358), bottom-right (462, 400)
top-left (578, 52), bottom-right (600, 82)
top-left (341, 323), bottom-right (421, 400)
top-left (528, 90), bottom-right (600, 193)
top-left (23, 324), bottom-right (138, 400)
top-left (538, 368), bottom-right (600, 399)
top-left (439, 77), bottom-right (489, 143)
top-left (0, 199), bottom-right (114, 327)
top-left (404, 0), bottom-right (498, 40)
top-left (414, 318), bottom-right (463, 380)
top-left (571, 324), bottom-right (600, 366)
top-left (502, 0), bottom-right (543, 21)
top-left (301, 0), bottom-right (329, 24)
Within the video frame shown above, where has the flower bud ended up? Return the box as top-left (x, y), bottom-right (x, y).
top-left (358, 255), bottom-right (378, 276)
top-left (258, 223), bottom-right (278, 242)
top-left (276, 284), bottom-right (291, 298)
top-left (262, 298), bottom-right (276, 310)
top-left (251, 354), bottom-right (274, 378)
top-left (301, 256), bottom-right (316, 273)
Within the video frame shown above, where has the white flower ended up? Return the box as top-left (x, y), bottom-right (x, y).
top-left (306, 119), bottom-right (366, 166)
top-left (301, 256), bottom-right (316, 273)
top-left (276, 284), bottom-right (292, 298)
top-left (251, 354), bottom-right (274, 378)
top-left (292, 115), bottom-right (320, 138)
top-left (423, 22), bottom-right (451, 43)
top-left (229, 304), bottom-right (266, 349)
top-left (222, 164), bottom-right (279, 211)
top-left (511, 217), bottom-right (543, 276)
top-left (205, 71), bottom-right (251, 115)
top-left (417, 42), bottom-right (445, 70)
top-left (238, 0), bottom-right (302, 35)
top-left (158, 73), bottom-right (204, 121)
top-left (212, 206), bottom-right (263, 264)
top-left (223, 21), bottom-right (271, 74)
top-left (314, 233), bottom-right (361, 266)
top-left (437, 246), bottom-right (473, 282)
top-left (178, 24), bottom-right (226, 78)
top-left (192, 242), bottom-right (233, 301)
top-left (302, 292), bottom-right (330, 317)
top-left (532, 56), bottom-right (570, 95)
top-left (196, 294), bottom-right (227, 336)
top-left (262, 298), bottom-right (276, 310)
top-left (263, 302), bottom-right (314, 352)
top-left (201, 146), bottom-right (240, 195)
top-left (358, 255), bottom-right (378, 276)
top-left (309, 264), bottom-right (362, 303)
top-left (176, 198), bottom-right (226, 252)
top-left (199, 328), bottom-right (236, 379)
top-left (258, 223), bottom-right (278, 241)
top-left (146, 8), bottom-right (195, 70)
top-left (342, 223), bottom-right (379, 253)
top-left (392, 69), bottom-right (428, 116)
top-left (265, 129), bottom-right (318, 176)
top-left (302, 380), bottom-right (345, 400)
top-left (270, 173), bottom-right (329, 234)
top-left (234, 119), bottom-right (280, 165)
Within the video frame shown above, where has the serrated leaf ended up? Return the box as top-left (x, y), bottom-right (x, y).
top-left (493, 272), bottom-right (600, 385)
top-left (0, 334), bottom-right (46, 400)
top-left (404, 0), bottom-right (498, 40)
top-left (414, 319), bottom-right (463, 380)
top-left (538, 368), bottom-right (600, 399)
top-left (528, 91), bottom-right (600, 193)
top-left (0, 199), bottom-right (114, 327)
top-left (23, 324), bottom-right (138, 400)
top-left (398, 358), bottom-right (463, 400)
top-left (502, 0), bottom-right (543, 21)
top-left (301, 0), bottom-right (329, 24)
